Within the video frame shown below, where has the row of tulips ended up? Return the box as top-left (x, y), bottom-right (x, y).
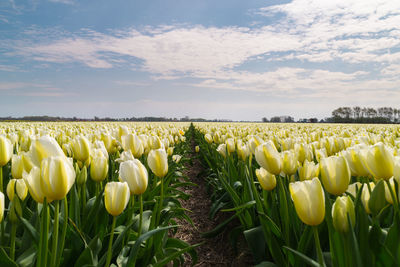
top-left (0, 122), bottom-right (199, 267)
top-left (194, 122), bottom-right (400, 267)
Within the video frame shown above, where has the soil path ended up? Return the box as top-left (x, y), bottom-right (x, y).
top-left (174, 140), bottom-right (253, 266)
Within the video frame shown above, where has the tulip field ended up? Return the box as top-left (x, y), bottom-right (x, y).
top-left (0, 122), bottom-right (399, 266)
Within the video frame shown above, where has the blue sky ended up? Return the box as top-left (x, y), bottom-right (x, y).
top-left (1, 0), bottom-right (400, 120)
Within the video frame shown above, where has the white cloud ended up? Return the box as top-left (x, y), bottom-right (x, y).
top-left (48, 0), bottom-right (74, 5)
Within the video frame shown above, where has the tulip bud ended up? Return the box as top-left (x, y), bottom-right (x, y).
top-left (248, 135), bottom-right (264, 155)
top-left (195, 146), bottom-right (200, 153)
top-left (298, 160), bottom-right (319, 181)
top-left (29, 136), bottom-right (66, 167)
top-left (384, 176), bottom-right (399, 204)
top-left (332, 196), bottom-right (355, 233)
top-left (90, 150), bottom-right (108, 182)
top-left (295, 143), bottom-right (313, 164)
top-left (255, 168), bottom-right (276, 191)
top-left (289, 177), bottom-right (325, 226)
top-left (172, 155), bottom-right (182, 163)
top-left (149, 136), bottom-right (163, 150)
top-left (40, 156), bottom-right (76, 201)
top-left (237, 142), bottom-right (250, 161)
top-left (116, 151), bottom-right (135, 163)
top-left (204, 134), bottom-right (213, 144)
top-left (216, 144), bottom-right (227, 158)
top-left (363, 142), bottom-right (394, 180)
top-left (346, 182), bottom-right (362, 198)
top-left (225, 138), bottom-right (235, 154)
top-left (7, 178), bottom-right (28, 201)
top-left (361, 182), bottom-right (375, 214)
top-left (147, 148), bottom-right (168, 178)
top-left (11, 154), bottom-right (24, 179)
top-left (282, 150), bottom-right (297, 175)
top-left (23, 167), bottom-right (46, 203)
top-left (71, 136), bottom-right (91, 163)
top-left (368, 180), bottom-right (387, 215)
top-left (167, 147), bottom-right (174, 157)
top-left (255, 141), bottom-right (282, 175)
top-left (320, 156), bottom-right (351, 195)
top-left (121, 134), bottom-right (144, 158)
top-left (0, 135), bottom-right (13, 167)
top-left (104, 181), bottom-right (130, 216)
top-left (77, 165), bottom-right (88, 186)
top-left (119, 159), bottom-right (148, 195)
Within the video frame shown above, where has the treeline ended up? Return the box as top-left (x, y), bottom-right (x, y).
top-left (326, 106), bottom-right (400, 123)
top-left (0, 115), bottom-right (232, 122)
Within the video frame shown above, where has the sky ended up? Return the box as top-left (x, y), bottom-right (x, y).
top-left (1, 0), bottom-right (400, 121)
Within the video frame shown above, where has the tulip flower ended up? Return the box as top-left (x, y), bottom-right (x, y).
top-left (384, 176), bottom-right (399, 205)
top-left (104, 181), bottom-right (130, 216)
top-left (172, 154), bottom-right (182, 163)
top-left (294, 143), bottom-right (313, 164)
top-left (7, 178), bottom-right (28, 201)
top-left (225, 138), bottom-right (235, 154)
top-left (195, 145), bottom-right (200, 153)
top-left (363, 142), bottom-right (394, 180)
top-left (119, 159), bottom-right (148, 195)
top-left (149, 136), bottom-right (163, 150)
top-left (0, 135), bottom-right (13, 167)
top-left (361, 182), bottom-right (375, 214)
top-left (29, 136), bottom-right (66, 167)
top-left (282, 150), bottom-right (297, 175)
top-left (298, 160), bottom-right (319, 181)
top-left (148, 148), bottom-right (168, 178)
top-left (90, 149), bottom-right (109, 182)
top-left (341, 146), bottom-right (370, 177)
top-left (248, 135), bottom-right (264, 155)
top-left (40, 156), bottom-right (76, 201)
top-left (289, 177), bottom-right (325, 226)
top-left (255, 168), bottom-right (276, 191)
top-left (332, 196), bottom-right (355, 233)
top-left (22, 167), bottom-right (46, 203)
top-left (320, 156), bottom-right (351, 195)
top-left (11, 154), bottom-right (24, 179)
top-left (71, 135), bottom-right (91, 164)
top-left (122, 134), bottom-right (144, 158)
top-left (255, 141), bottom-right (282, 175)
top-left (204, 134), bottom-right (213, 144)
top-left (346, 182), bottom-right (362, 198)
top-left (216, 144), bottom-right (227, 158)
top-left (116, 150), bottom-right (135, 163)
top-left (104, 181), bottom-right (130, 267)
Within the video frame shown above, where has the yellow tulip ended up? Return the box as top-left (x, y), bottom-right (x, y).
top-left (0, 135), bottom-right (13, 167)
top-left (147, 148), bottom-right (168, 178)
top-left (121, 134), bottom-right (144, 158)
top-left (195, 146), bottom-right (200, 153)
top-left (255, 141), bottom-right (282, 175)
top-left (216, 144), bottom-right (227, 158)
top-left (6, 178), bottom-right (28, 201)
top-left (172, 155), bottom-right (182, 163)
top-left (332, 196), bottom-right (355, 233)
top-left (71, 136), bottom-right (91, 163)
top-left (0, 192), bottom-right (4, 222)
top-left (248, 135), bottom-right (264, 155)
top-left (29, 136), bottom-right (66, 167)
top-left (320, 156), bottom-right (351, 195)
top-left (255, 168), bottom-right (276, 191)
top-left (40, 156), bottom-right (76, 201)
top-left (341, 146), bottom-right (370, 177)
top-left (90, 149), bottom-right (109, 182)
top-left (298, 160), bottom-right (319, 181)
top-left (225, 138), bottom-right (235, 153)
top-left (23, 167), bottom-right (46, 203)
top-left (204, 134), bottom-right (213, 144)
top-left (363, 142), bottom-right (394, 180)
top-left (167, 147), bottom-right (174, 156)
top-left (282, 150), bottom-right (298, 175)
top-left (384, 176), bottom-right (399, 204)
top-left (104, 181), bottom-right (130, 216)
top-left (361, 182), bottom-right (375, 214)
top-left (289, 177), bottom-right (325, 226)
top-left (119, 159), bottom-right (148, 195)
top-left (294, 143), bottom-right (313, 164)
top-left (149, 136), bottom-right (163, 150)
top-left (346, 182), bottom-right (362, 198)
top-left (11, 154), bottom-right (24, 179)
top-left (116, 151), bottom-right (135, 163)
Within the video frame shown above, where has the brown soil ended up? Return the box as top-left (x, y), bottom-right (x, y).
top-left (174, 141), bottom-right (253, 267)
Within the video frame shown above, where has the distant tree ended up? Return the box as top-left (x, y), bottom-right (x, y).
top-left (284, 116), bottom-right (294, 123)
top-left (262, 117), bottom-right (269, 122)
top-left (270, 116), bottom-right (281, 122)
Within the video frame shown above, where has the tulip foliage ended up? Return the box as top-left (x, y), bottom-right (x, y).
top-left (194, 122), bottom-right (400, 267)
top-left (0, 122), bottom-right (199, 266)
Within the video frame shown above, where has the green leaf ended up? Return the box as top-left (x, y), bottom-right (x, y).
top-left (17, 214), bottom-right (39, 245)
top-left (153, 242), bottom-right (202, 267)
top-left (126, 225), bottom-right (178, 266)
top-left (74, 237), bottom-right (102, 267)
top-left (244, 226), bottom-right (267, 263)
top-left (201, 213), bottom-right (238, 238)
top-left (258, 211), bottom-right (282, 238)
top-left (368, 180), bottom-right (387, 215)
top-left (16, 245), bottom-right (37, 267)
top-left (221, 200), bottom-right (256, 212)
top-left (283, 246), bottom-right (320, 267)
top-left (0, 248), bottom-right (18, 267)
top-left (385, 215), bottom-right (400, 264)
top-left (254, 261), bottom-right (278, 267)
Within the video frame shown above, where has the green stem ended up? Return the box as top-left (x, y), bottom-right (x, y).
top-left (10, 223), bottom-right (17, 260)
top-left (37, 205), bottom-right (43, 267)
top-left (313, 226), bottom-right (326, 267)
top-left (81, 183), bottom-right (86, 211)
top-left (105, 216), bottom-right (117, 267)
top-left (0, 165), bottom-right (3, 192)
top-left (123, 197), bottom-right (134, 247)
top-left (56, 197), bottom-right (68, 267)
top-left (41, 199), bottom-right (50, 267)
top-left (157, 178), bottom-right (164, 225)
top-left (138, 194), bottom-right (143, 237)
top-left (50, 200), bottom-right (60, 267)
